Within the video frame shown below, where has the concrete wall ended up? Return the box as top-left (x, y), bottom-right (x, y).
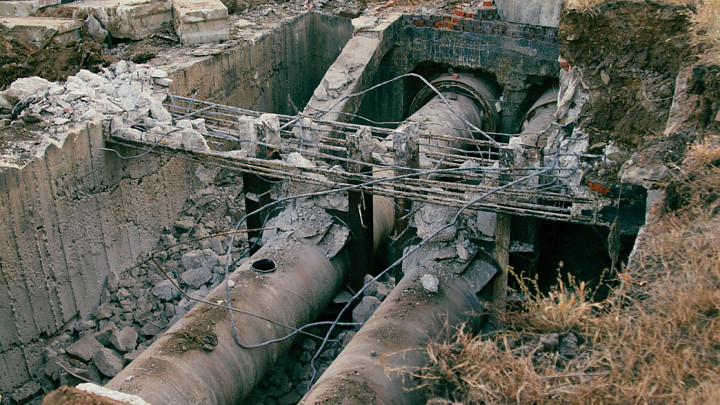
top-left (495, 0), bottom-right (562, 28)
top-left (169, 13), bottom-right (353, 115)
top-left (0, 119), bottom-right (199, 393)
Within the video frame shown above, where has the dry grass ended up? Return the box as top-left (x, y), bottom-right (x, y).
top-left (563, 0), bottom-right (720, 61)
top-left (563, 0), bottom-right (697, 12)
top-left (691, 0), bottom-right (720, 62)
top-left (392, 135), bottom-right (720, 404)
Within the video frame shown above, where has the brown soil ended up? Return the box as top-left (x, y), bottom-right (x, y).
top-left (0, 36), bottom-right (112, 89)
top-left (560, 1), bottom-right (694, 148)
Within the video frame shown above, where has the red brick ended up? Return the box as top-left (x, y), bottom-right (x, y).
top-left (434, 21), bottom-right (443, 28)
top-left (442, 15), bottom-right (451, 22)
top-left (586, 180), bottom-right (613, 195)
top-left (451, 17), bottom-right (460, 24)
top-left (454, 9), bottom-right (464, 17)
top-left (464, 12), bottom-right (474, 18)
top-left (414, 20), bottom-right (424, 27)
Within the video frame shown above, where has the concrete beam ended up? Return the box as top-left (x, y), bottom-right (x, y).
top-left (492, 213), bottom-right (511, 312)
top-left (495, 0), bottom-right (561, 28)
top-left (302, 13), bottom-right (402, 123)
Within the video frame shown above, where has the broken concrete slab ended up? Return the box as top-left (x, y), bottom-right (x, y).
top-left (0, 75), bottom-right (64, 107)
top-left (64, 0), bottom-right (172, 40)
top-left (172, 0), bottom-right (229, 45)
top-left (0, 0), bottom-right (60, 17)
top-left (0, 16), bottom-right (82, 47)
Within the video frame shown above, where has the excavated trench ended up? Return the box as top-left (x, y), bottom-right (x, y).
top-left (0, 5), bottom-right (646, 405)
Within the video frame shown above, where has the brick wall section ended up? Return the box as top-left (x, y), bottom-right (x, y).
top-left (402, 12), bottom-right (563, 46)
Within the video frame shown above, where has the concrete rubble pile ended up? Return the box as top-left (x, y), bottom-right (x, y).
top-left (40, 169), bottom-right (248, 389)
top-left (0, 60), bottom-right (175, 140)
top-left (0, 60), bottom-right (269, 394)
top-left (403, 201), bottom-right (497, 297)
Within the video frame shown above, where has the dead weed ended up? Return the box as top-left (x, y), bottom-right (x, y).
top-left (564, 0), bottom-right (719, 61)
top-left (691, 0), bottom-right (720, 62)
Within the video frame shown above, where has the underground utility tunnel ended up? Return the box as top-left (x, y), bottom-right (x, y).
top-left (0, 1), bottom-right (650, 404)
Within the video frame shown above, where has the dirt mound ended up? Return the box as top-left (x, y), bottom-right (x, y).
top-left (0, 37), bottom-right (112, 88)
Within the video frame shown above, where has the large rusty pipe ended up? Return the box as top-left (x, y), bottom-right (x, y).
top-left (398, 94), bottom-right (485, 153)
top-left (100, 237), bottom-right (349, 404)
top-left (396, 73), bottom-right (500, 160)
top-left (300, 265), bottom-right (488, 404)
top-left (519, 87), bottom-right (558, 147)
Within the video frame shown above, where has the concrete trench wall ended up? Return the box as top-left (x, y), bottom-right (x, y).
top-left (168, 13), bottom-right (353, 114)
top-left (0, 119), bottom-right (200, 393)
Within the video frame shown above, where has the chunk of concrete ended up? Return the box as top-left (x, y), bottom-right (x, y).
top-left (172, 0), bottom-right (228, 45)
top-left (0, 0), bottom-right (61, 17)
top-left (181, 249), bottom-right (220, 272)
top-left (0, 16), bottom-right (82, 47)
top-left (152, 279), bottom-right (180, 301)
top-left (414, 204), bottom-right (457, 242)
top-left (352, 296), bottom-right (381, 324)
top-left (85, 14), bottom-right (109, 43)
top-left (420, 273), bottom-right (439, 293)
top-left (93, 348), bottom-right (123, 377)
top-left (110, 327), bottom-right (138, 353)
top-left (0, 76), bottom-right (64, 105)
top-left (180, 267), bottom-right (212, 289)
top-left (65, 0), bottom-right (172, 40)
top-left (66, 335), bottom-right (105, 363)
top-left (149, 100), bottom-right (172, 122)
top-left (181, 128), bottom-right (210, 151)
